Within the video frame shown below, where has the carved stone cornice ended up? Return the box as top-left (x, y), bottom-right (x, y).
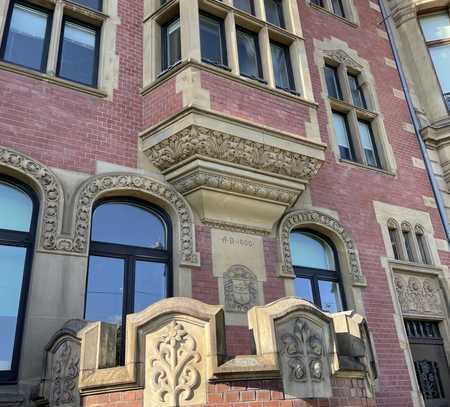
top-left (145, 125), bottom-right (323, 181)
top-left (322, 49), bottom-right (363, 71)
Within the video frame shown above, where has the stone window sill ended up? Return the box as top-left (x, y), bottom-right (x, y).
top-left (339, 158), bottom-right (395, 176)
top-left (388, 259), bottom-right (441, 274)
top-left (0, 61), bottom-right (108, 98)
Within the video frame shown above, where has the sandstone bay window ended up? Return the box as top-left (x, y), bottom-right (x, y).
top-left (0, 177), bottom-right (38, 382)
top-left (236, 27), bottom-right (264, 82)
top-left (290, 230), bottom-right (345, 313)
top-left (419, 12), bottom-right (450, 110)
top-left (84, 199), bottom-right (172, 363)
top-left (200, 13), bottom-right (228, 68)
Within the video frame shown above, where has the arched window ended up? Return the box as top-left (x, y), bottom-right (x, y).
top-left (84, 199), bottom-right (171, 362)
top-left (0, 177), bottom-right (38, 382)
top-left (387, 218), bottom-right (402, 260)
top-left (290, 229), bottom-right (345, 313)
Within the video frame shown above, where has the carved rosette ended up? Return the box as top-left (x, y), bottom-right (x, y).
top-left (279, 210), bottom-right (365, 285)
top-left (224, 265), bottom-right (258, 313)
top-left (394, 274), bottom-right (444, 316)
top-left (149, 321), bottom-right (202, 406)
top-left (145, 125), bottom-right (323, 181)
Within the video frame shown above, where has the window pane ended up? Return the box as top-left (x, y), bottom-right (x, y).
top-left (200, 15), bottom-right (226, 66)
top-left (234, 0), bottom-right (254, 14)
top-left (331, 0), bottom-right (345, 17)
top-left (290, 231), bottom-right (335, 270)
top-left (0, 245), bottom-right (27, 371)
top-left (348, 74), bottom-right (366, 108)
top-left (73, 0), bottom-right (102, 10)
top-left (389, 228), bottom-right (401, 260)
top-left (91, 202), bottom-right (166, 249)
top-left (358, 121), bottom-right (380, 168)
top-left (325, 65), bottom-right (342, 99)
top-left (85, 256), bottom-right (124, 325)
top-left (166, 19), bottom-right (181, 68)
top-left (332, 112), bottom-right (353, 160)
top-left (429, 44), bottom-right (450, 94)
top-left (58, 21), bottom-right (97, 86)
top-left (265, 0), bottom-right (283, 27)
top-left (0, 181), bottom-right (33, 232)
top-left (237, 29), bottom-right (261, 79)
top-left (420, 13), bottom-right (450, 42)
top-left (403, 231), bottom-right (415, 262)
top-left (311, 0), bottom-right (324, 6)
top-left (3, 4), bottom-right (49, 71)
top-left (318, 280), bottom-right (343, 313)
top-left (134, 261), bottom-right (167, 313)
top-left (271, 42), bottom-right (293, 90)
top-left (416, 233), bottom-right (431, 265)
top-left (294, 277), bottom-right (314, 303)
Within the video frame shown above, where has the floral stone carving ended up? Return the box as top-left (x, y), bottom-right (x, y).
top-left (394, 274), bottom-right (444, 316)
top-left (147, 321), bottom-right (204, 407)
top-left (276, 316), bottom-right (332, 398)
top-left (224, 265), bottom-right (258, 313)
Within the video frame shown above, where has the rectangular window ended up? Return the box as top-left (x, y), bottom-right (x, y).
top-left (325, 65), bottom-right (342, 100)
top-left (236, 27), bottom-right (263, 81)
top-left (134, 261), bottom-right (167, 313)
top-left (161, 18), bottom-right (181, 71)
top-left (73, 0), bottom-right (102, 11)
top-left (234, 0), bottom-right (255, 14)
top-left (416, 232), bottom-right (431, 265)
top-left (264, 0), bottom-right (285, 28)
top-left (57, 19), bottom-right (99, 87)
top-left (332, 111), bottom-right (354, 161)
top-left (200, 14), bottom-right (227, 68)
top-left (318, 280), bottom-right (343, 313)
top-left (420, 13), bottom-right (450, 42)
top-left (402, 231), bottom-right (415, 262)
top-left (389, 228), bottom-right (401, 260)
top-left (358, 121), bottom-right (381, 168)
top-left (348, 73), bottom-right (367, 108)
top-left (0, 2), bottom-right (52, 72)
top-left (331, 0), bottom-right (345, 17)
top-left (429, 44), bottom-right (450, 98)
top-left (270, 41), bottom-right (295, 91)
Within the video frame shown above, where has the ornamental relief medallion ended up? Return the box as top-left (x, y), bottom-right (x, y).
top-left (147, 321), bottom-right (204, 407)
top-left (279, 210), bottom-right (364, 284)
top-left (224, 265), bottom-right (258, 313)
top-left (394, 274), bottom-right (444, 316)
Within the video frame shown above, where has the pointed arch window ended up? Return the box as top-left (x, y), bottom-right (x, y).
top-left (84, 198), bottom-right (172, 363)
top-left (0, 177), bottom-right (38, 382)
top-left (290, 229), bottom-right (345, 313)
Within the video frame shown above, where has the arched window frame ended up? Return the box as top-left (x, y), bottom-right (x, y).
top-left (290, 228), bottom-right (347, 312)
top-left (387, 218), bottom-right (403, 261)
top-left (414, 224), bottom-right (433, 265)
top-left (0, 175), bottom-right (39, 383)
top-left (401, 221), bottom-right (417, 263)
top-left (84, 197), bottom-right (173, 363)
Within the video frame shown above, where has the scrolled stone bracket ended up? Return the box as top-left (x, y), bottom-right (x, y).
top-left (278, 209), bottom-right (366, 286)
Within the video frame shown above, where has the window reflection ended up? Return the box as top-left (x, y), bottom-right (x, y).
top-left (290, 231), bottom-right (335, 270)
top-left (0, 181), bottom-right (33, 232)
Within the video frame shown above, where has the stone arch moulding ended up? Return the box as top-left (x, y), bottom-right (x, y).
top-left (61, 173), bottom-right (200, 266)
top-left (0, 146), bottom-right (65, 252)
top-left (278, 209), bottom-right (366, 286)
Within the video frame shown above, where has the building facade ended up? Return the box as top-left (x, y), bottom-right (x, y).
top-left (0, 0), bottom-right (449, 406)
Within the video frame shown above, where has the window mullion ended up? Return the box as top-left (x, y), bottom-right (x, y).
top-left (347, 109), bottom-right (365, 164)
top-left (46, 0), bottom-right (64, 75)
top-left (259, 27), bottom-right (274, 87)
top-left (179, 0), bottom-right (201, 61)
top-left (323, 0), bottom-right (333, 13)
top-left (254, 0), bottom-right (266, 20)
top-left (225, 11), bottom-right (239, 75)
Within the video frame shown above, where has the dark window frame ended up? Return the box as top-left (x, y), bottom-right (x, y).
top-left (264, 0), bottom-right (285, 28)
top-left (291, 229), bottom-right (346, 311)
top-left (416, 230), bottom-right (432, 265)
top-left (236, 26), bottom-right (264, 83)
top-left (84, 197), bottom-right (173, 365)
top-left (161, 16), bottom-right (181, 73)
top-left (325, 64), bottom-right (343, 100)
top-left (358, 119), bottom-right (381, 168)
top-left (332, 110), bottom-right (356, 162)
top-left (56, 16), bottom-right (101, 87)
top-left (0, 0), bottom-right (53, 73)
top-left (234, 0), bottom-right (255, 15)
top-left (199, 12), bottom-right (229, 69)
top-left (388, 226), bottom-right (401, 260)
top-left (0, 175), bottom-right (39, 384)
top-left (270, 40), bottom-right (295, 92)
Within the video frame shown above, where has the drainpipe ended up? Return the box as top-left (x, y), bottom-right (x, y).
top-left (378, 0), bottom-right (450, 243)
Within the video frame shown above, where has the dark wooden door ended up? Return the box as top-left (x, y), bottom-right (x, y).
top-left (405, 320), bottom-right (450, 407)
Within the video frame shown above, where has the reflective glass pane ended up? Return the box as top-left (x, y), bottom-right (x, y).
top-left (416, 233), bottom-right (431, 265)
top-left (429, 44), bottom-right (450, 93)
top-left (389, 228), bottom-right (401, 260)
top-left (358, 121), bottom-right (379, 168)
top-left (73, 0), bottom-right (102, 11)
top-left (58, 21), bottom-right (97, 86)
top-left (265, 0), bottom-right (283, 27)
top-left (271, 42), bottom-right (292, 90)
top-left (234, 0), bottom-right (254, 14)
top-left (318, 280), bottom-right (342, 313)
top-left (3, 4), bottom-right (49, 71)
top-left (332, 112), bottom-right (353, 160)
top-left (348, 74), bottom-right (366, 108)
top-left (134, 261), bottom-right (167, 313)
top-left (85, 256), bottom-right (124, 325)
top-left (91, 203), bottom-right (166, 249)
top-left (294, 277), bottom-right (314, 303)
top-left (290, 231), bottom-right (335, 270)
top-left (237, 29), bottom-right (261, 78)
top-left (403, 231), bottom-right (415, 262)
top-left (200, 15), bottom-right (225, 65)
top-left (331, 0), bottom-right (345, 17)
top-left (0, 181), bottom-right (33, 232)
top-left (0, 245), bottom-right (27, 371)
top-left (166, 19), bottom-right (181, 67)
top-left (420, 13), bottom-right (450, 42)
top-left (325, 65), bottom-right (342, 99)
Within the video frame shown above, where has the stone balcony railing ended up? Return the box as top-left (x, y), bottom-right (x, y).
top-left (37, 297), bottom-right (377, 407)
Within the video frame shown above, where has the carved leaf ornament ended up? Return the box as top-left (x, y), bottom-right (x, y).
top-left (51, 342), bottom-right (79, 405)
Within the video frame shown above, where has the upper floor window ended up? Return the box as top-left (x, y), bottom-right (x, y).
top-left (200, 13), bottom-right (228, 68)
top-left (270, 40), bottom-right (294, 91)
top-left (161, 17), bottom-right (181, 71)
top-left (331, 0), bottom-right (345, 18)
top-left (415, 225), bottom-right (432, 265)
top-left (75, 0), bottom-right (102, 11)
top-left (325, 64), bottom-right (342, 100)
top-left (419, 12), bottom-right (450, 111)
top-left (84, 199), bottom-right (171, 363)
top-left (234, 0), bottom-right (255, 14)
top-left (290, 230), bottom-right (345, 313)
top-left (332, 111), bottom-right (354, 161)
top-left (401, 223), bottom-right (416, 263)
top-left (264, 0), bottom-right (284, 28)
top-left (236, 27), bottom-right (264, 82)
top-left (388, 219), bottom-right (401, 260)
top-left (348, 73), bottom-right (366, 108)
top-left (0, 177), bottom-right (38, 382)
